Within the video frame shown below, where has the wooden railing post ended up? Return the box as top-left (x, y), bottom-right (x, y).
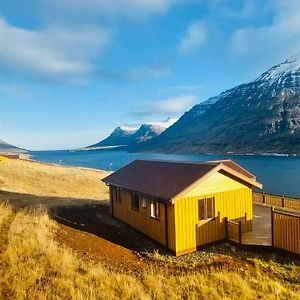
top-left (225, 217), bottom-right (228, 240)
top-left (282, 195), bottom-right (285, 208)
top-left (238, 222), bottom-right (242, 244)
top-left (271, 207), bottom-right (274, 247)
top-left (262, 192), bottom-right (266, 204)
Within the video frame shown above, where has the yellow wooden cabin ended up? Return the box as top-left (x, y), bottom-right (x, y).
top-left (102, 159), bottom-right (262, 256)
top-left (0, 155), bottom-right (9, 161)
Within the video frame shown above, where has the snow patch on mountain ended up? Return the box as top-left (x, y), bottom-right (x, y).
top-left (256, 53), bottom-right (300, 87)
top-left (119, 124), bottom-right (140, 133)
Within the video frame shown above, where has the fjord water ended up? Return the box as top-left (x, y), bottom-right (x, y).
top-left (32, 150), bottom-right (300, 198)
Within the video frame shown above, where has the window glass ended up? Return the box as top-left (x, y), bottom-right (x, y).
top-left (116, 187), bottom-right (122, 202)
top-left (206, 197), bottom-right (215, 218)
top-left (198, 198), bottom-right (205, 220)
top-left (132, 193), bottom-right (139, 211)
top-left (150, 199), bottom-right (160, 219)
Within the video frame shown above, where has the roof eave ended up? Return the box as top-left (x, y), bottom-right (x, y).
top-left (219, 164), bottom-right (263, 189)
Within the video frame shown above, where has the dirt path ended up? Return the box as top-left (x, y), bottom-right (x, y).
top-left (56, 223), bottom-right (152, 273)
top-left (54, 204), bottom-right (165, 273)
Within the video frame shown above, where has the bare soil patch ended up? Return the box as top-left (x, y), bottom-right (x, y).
top-left (54, 203), bottom-right (165, 273)
top-left (53, 204), bottom-right (267, 276)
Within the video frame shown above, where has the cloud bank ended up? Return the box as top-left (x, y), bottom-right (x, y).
top-left (133, 95), bottom-right (197, 117)
top-left (0, 18), bottom-right (110, 84)
top-left (179, 20), bottom-right (206, 54)
top-left (231, 0), bottom-right (300, 63)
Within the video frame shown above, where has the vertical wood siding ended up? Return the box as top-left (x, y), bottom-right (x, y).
top-left (166, 204), bottom-right (176, 252)
top-left (111, 187), bottom-right (167, 246)
top-left (196, 213), bottom-right (227, 246)
top-left (273, 211), bottom-right (300, 255)
top-left (174, 187), bottom-right (252, 254)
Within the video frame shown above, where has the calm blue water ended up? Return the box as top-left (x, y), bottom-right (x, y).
top-left (31, 150), bottom-right (300, 198)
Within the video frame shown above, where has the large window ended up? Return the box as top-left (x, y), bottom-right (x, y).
top-left (131, 192), bottom-right (140, 211)
top-left (150, 199), bottom-right (160, 220)
top-left (198, 197), bottom-right (215, 220)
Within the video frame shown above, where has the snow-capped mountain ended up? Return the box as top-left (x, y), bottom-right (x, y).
top-left (135, 54), bottom-right (300, 154)
top-left (88, 118), bottom-right (177, 148)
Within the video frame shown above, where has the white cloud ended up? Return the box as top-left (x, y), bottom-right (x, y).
top-left (231, 0), bottom-right (300, 63)
top-left (0, 18), bottom-right (111, 83)
top-left (127, 65), bottom-right (171, 80)
top-left (48, 0), bottom-right (180, 19)
top-left (133, 95), bottom-right (197, 116)
top-left (179, 20), bottom-right (206, 54)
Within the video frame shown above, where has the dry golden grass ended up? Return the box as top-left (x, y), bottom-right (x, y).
top-left (0, 159), bottom-right (109, 208)
top-left (0, 203), bottom-right (299, 300)
top-left (0, 159), bottom-right (300, 299)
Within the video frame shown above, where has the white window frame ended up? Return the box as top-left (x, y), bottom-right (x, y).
top-left (150, 199), bottom-right (160, 220)
top-left (198, 197), bottom-right (215, 220)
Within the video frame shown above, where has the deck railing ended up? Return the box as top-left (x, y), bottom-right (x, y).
top-left (272, 208), bottom-right (300, 255)
top-left (253, 192), bottom-right (300, 211)
top-left (227, 220), bottom-right (242, 244)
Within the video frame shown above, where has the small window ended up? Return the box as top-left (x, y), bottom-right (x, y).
top-left (132, 193), bottom-right (139, 211)
top-left (150, 199), bottom-right (160, 219)
top-left (198, 197), bottom-right (215, 220)
top-left (115, 187), bottom-right (122, 203)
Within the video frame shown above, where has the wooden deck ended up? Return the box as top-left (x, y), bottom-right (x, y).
top-left (242, 204), bottom-right (272, 246)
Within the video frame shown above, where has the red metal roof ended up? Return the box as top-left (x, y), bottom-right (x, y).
top-left (207, 160), bottom-right (255, 179)
top-left (102, 159), bottom-right (260, 201)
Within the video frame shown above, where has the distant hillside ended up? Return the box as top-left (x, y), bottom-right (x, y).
top-left (88, 118), bottom-right (177, 148)
top-left (134, 54), bottom-right (300, 155)
top-left (0, 139), bottom-right (26, 153)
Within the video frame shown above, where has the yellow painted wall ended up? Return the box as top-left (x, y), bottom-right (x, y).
top-left (184, 171), bottom-right (248, 196)
top-left (173, 171), bottom-right (253, 254)
top-left (109, 171), bottom-right (254, 255)
top-left (166, 204), bottom-right (176, 252)
top-left (111, 187), bottom-right (167, 246)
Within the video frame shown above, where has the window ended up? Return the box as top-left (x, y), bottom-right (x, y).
top-left (198, 197), bottom-right (215, 220)
top-left (150, 199), bottom-right (160, 219)
top-left (131, 192), bottom-right (139, 211)
top-left (115, 187), bottom-right (122, 202)
top-left (141, 197), bottom-right (148, 209)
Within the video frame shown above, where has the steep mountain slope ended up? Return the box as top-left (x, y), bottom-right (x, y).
top-left (135, 54), bottom-right (300, 154)
top-left (88, 118), bottom-right (177, 148)
top-left (89, 125), bottom-right (140, 147)
top-left (0, 139), bottom-right (25, 153)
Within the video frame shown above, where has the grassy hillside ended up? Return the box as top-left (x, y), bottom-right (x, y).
top-left (0, 159), bottom-right (109, 208)
top-left (0, 159), bottom-right (300, 299)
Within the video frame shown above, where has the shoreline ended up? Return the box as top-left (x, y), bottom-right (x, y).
top-left (28, 148), bottom-right (300, 157)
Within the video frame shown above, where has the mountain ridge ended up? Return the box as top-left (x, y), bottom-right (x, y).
top-left (87, 118), bottom-right (177, 148)
top-left (0, 139), bottom-right (26, 153)
top-left (133, 54), bottom-right (300, 155)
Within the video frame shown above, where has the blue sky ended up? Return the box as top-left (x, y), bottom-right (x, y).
top-left (1, 0), bottom-right (300, 150)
